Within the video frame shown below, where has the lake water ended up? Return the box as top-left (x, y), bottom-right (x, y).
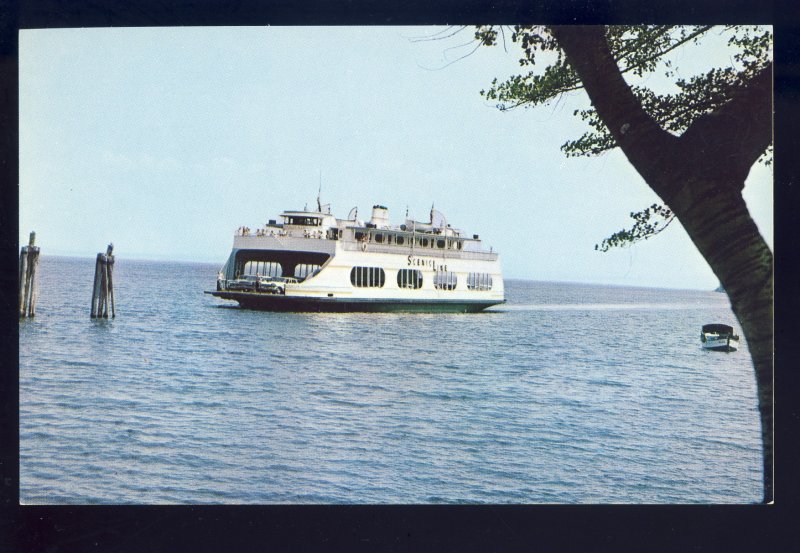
top-left (19, 256), bottom-right (762, 504)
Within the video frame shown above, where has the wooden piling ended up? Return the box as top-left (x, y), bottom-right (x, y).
top-left (91, 243), bottom-right (115, 319)
top-left (91, 253), bottom-right (103, 318)
top-left (18, 244), bottom-right (29, 317)
top-left (19, 231), bottom-right (40, 318)
top-left (99, 255), bottom-right (109, 318)
top-left (107, 253), bottom-right (116, 318)
top-left (27, 245), bottom-right (39, 316)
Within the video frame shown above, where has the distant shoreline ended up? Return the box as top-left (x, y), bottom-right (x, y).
top-left (37, 254), bottom-right (720, 293)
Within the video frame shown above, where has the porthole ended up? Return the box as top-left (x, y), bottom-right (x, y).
top-left (434, 271), bottom-right (458, 291)
top-left (467, 272), bottom-right (493, 291)
top-left (350, 266), bottom-right (386, 288)
top-left (397, 269), bottom-right (423, 289)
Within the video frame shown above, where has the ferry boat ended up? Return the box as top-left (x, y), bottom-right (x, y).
top-left (206, 201), bottom-right (505, 312)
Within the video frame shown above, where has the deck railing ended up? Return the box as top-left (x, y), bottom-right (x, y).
top-left (340, 240), bottom-right (499, 261)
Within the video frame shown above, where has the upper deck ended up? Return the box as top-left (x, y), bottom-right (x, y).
top-left (231, 204), bottom-right (499, 261)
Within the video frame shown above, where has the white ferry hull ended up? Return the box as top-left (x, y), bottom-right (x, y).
top-left (207, 290), bottom-right (502, 313)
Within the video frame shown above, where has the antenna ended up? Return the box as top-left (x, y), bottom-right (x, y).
top-left (317, 170), bottom-right (322, 212)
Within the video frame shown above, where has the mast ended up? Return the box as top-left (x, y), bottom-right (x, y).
top-left (412, 218), bottom-right (416, 256)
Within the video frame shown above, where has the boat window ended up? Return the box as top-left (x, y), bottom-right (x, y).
top-left (355, 231), bottom-right (366, 241)
top-left (434, 271), bottom-right (458, 291)
top-left (350, 266), bottom-right (386, 288)
top-left (286, 216), bottom-right (320, 226)
top-left (295, 264), bottom-right (321, 279)
top-left (396, 236), bottom-right (405, 246)
top-left (467, 272), bottom-right (493, 291)
top-left (374, 233), bottom-right (384, 244)
top-left (436, 239), bottom-right (445, 249)
top-left (421, 238), bottom-right (429, 247)
top-left (243, 261), bottom-right (282, 277)
top-left (397, 269), bottom-right (423, 290)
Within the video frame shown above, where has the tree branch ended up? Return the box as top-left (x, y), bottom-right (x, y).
top-left (680, 62), bottom-right (773, 186)
top-left (614, 25), bottom-right (713, 78)
top-left (486, 26), bottom-right (713, 112)
top-left (549, 25), bottom-right (681, 196)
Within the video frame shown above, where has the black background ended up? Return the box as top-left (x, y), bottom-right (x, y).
top-left (2, 1), bottom-right (798, 551)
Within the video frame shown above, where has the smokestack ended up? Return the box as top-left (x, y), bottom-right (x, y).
top-left (369, 205), bottom-right (389, 228)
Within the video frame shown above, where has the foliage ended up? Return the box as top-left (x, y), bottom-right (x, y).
top-left (477, 25), bottom-right (773, 248)
top-left (594, 204), bottom-right (674, 252)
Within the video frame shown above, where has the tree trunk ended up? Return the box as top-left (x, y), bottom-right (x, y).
top-left (666, 176), bottom-right (773, 503)
top-left (551, 25), bottom-right (774, 502)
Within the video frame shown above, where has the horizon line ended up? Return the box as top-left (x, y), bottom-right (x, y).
top-left (35, 253), bottom-right (719, 293)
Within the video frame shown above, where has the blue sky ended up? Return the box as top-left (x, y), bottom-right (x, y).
top-left (19, 26), bottom-right (772, 289)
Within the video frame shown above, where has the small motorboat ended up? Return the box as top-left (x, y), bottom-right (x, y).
top-left (701, 324), bottom-right (739, 352)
